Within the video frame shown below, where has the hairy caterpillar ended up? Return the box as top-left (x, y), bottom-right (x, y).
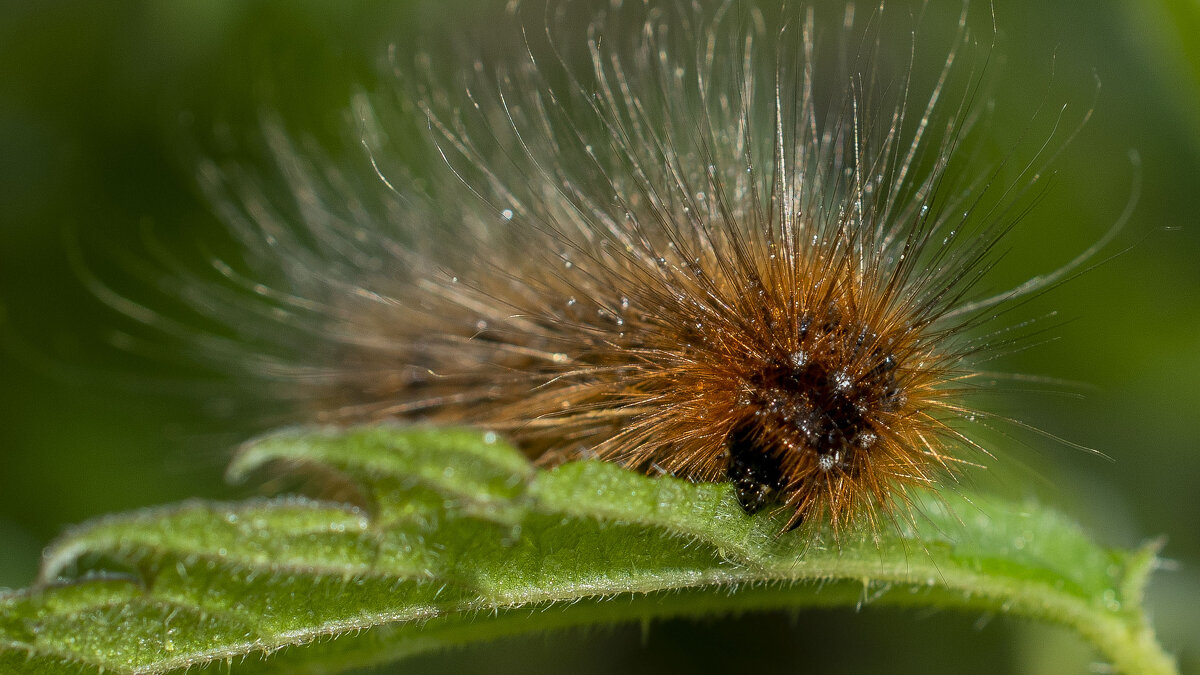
top-left (129, 0), bottom-right (1117, 535)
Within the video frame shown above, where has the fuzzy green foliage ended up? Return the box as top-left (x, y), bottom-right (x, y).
top-left (0, 427), bottom-right (1175, 674)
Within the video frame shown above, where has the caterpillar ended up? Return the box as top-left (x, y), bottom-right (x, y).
top-left (137, 0), bottom-right (1117, 535)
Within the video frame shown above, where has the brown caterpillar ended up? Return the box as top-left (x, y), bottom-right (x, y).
top-left (162, 0), bottom-right (1116, 535)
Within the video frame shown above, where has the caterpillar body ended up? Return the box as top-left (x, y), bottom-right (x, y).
top-left (162, 1), bottom-right (1112, 535)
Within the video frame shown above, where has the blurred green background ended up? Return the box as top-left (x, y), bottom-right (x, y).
top-left (1, 0), bottom-right (1197, 673)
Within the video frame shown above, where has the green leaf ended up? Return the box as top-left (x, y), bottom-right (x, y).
top-left (0, 426), bottom-right (1175, 674)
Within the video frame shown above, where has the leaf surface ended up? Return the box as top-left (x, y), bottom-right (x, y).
top-left (0, 426), bottom-right (1174, 674)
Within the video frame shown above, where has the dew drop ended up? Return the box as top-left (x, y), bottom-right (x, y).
top-left (832, 370), bottom-right (854, 392)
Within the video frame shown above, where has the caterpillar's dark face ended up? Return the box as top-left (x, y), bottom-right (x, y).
top-left (724, 307), bottom-right (909, 518)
